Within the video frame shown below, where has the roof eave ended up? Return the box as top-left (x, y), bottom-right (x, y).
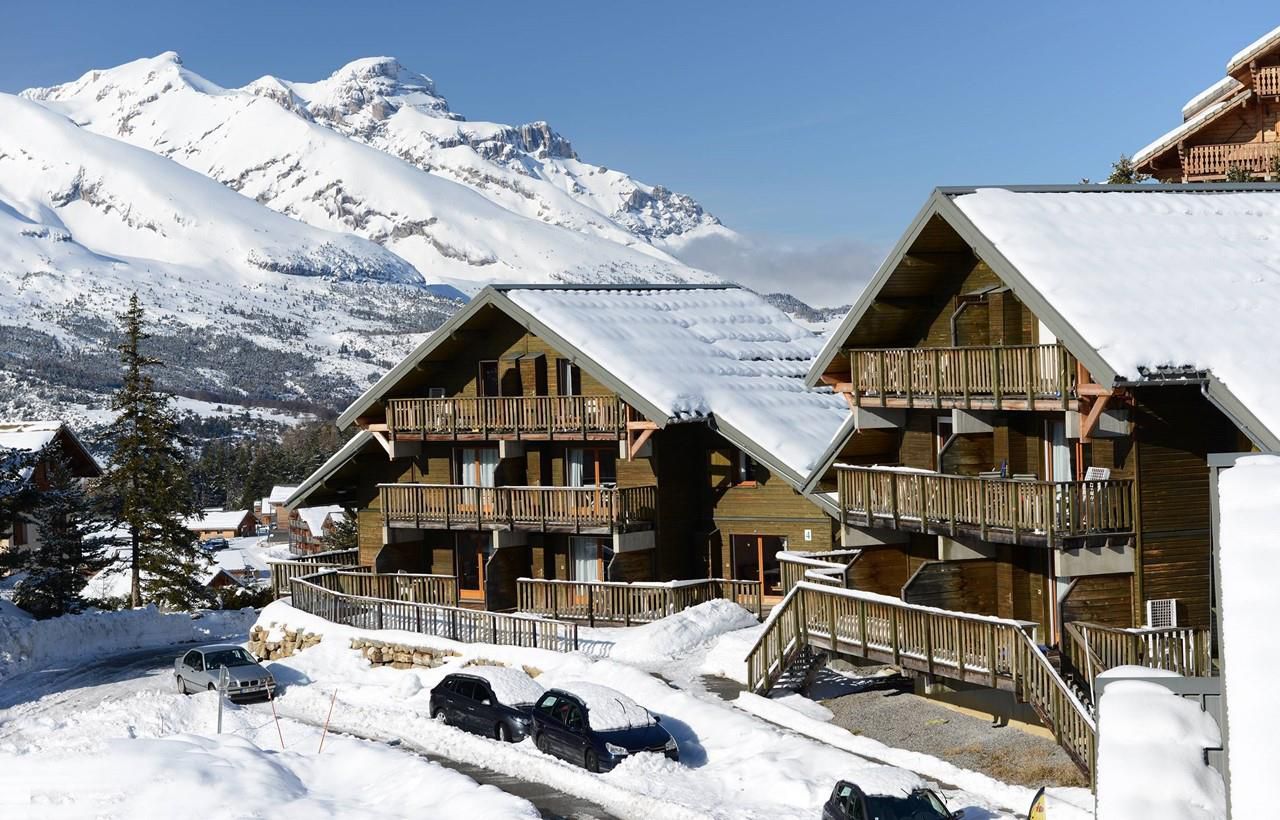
top-left (285, 430), bottom-right (374, 510)
top-left (800, 412), bottom-right (859, 495)
top-left (1203, 375), bottom-right (1280, 452)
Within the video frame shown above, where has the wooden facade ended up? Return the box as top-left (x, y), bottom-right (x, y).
top-left (298, 304), bottom-right (834, 610)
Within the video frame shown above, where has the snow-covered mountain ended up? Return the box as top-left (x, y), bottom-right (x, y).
top-left (22, 53), bottom-right (730, 294)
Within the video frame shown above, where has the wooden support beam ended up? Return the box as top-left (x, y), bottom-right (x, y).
top-left (370, 430), bottom-right (394, 459)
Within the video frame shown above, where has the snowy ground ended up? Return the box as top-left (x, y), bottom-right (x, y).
top-left (0, 599), bottom-right (1094, 818)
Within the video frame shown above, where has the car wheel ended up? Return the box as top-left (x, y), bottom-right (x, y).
top-left (495, 723), bottom-right (511, 743)
top-left (584, 749), bottom-right (600, 773)
top-left (430, 706), bottom-right (447, 724)
top-left (176, 675), bottom-right (187, 695)
top-left (534, 732), bottom-right (552, 756)
top-left (208, 683), bottom-right (216, 692)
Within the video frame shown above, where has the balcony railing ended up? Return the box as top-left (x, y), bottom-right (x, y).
top-left (1184, 141), bottom-right (1280, 178)
top-left (379, 483), bottom-right (657, 534)
top-left (1255, 65), bottom-right (1280, 97)
top-left (846, 344), bottom-right (1076, 410)
top-left (386, 395), bottom-right (627, 440)
top-left (836, 466), bottom-right (1134, 547)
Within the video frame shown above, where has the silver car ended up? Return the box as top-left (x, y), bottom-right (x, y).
top-left (174, 644), bottom-right (276, 702)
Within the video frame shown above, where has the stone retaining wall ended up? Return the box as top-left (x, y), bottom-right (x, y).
top-left (248, 624), bottom-right (322, 660)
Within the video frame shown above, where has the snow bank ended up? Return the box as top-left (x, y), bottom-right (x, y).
top-left (699, 622), bottom-right (764, 684)
top-left (0, 606), bottom-right (255, 683)
top-left (1094, 676), bottom-right (1224, 820)
top-left (606, 599), bottom-right (759, 665)
top-left (1216, 454), bottom-right (1280, 818)
top-left (462, 664), bottom-right (544, 706)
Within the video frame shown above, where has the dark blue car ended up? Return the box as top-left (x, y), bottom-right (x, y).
top-left (429, 667), bottom-right (544, 742)
top-left (821, 780), bottom-right (960, 820)
top-left (530, 682), bottom-right (679, 773)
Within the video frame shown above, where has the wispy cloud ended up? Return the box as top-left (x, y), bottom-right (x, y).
top-left (670, 232), bottom-right (885, 308)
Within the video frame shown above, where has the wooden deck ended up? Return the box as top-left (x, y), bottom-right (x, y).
top-left (843, 344), bottom-right (1077, 411)
top-left (746, 582), bottom-right (1096, 775)
top-left (386, 395), bottom-right (627, 441)
top-left (379, 483), bottom-right (658, 534)
top-left (836, 466), bottom-right (1135, 548)
top-left (517, 577), bottom-right (762, 626)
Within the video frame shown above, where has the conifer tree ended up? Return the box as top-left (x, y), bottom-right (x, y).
top-left (320, 509), bottom-right (358, 553)
top-left (99, 294), bottom-right (206, 609)
top-left (1106, 154), bottom-right (1151, 184)
top-left (0, 447), bottom-right (37, 543)
top-left (5, 448), bottom-right (106, 618)
top-left (1224, 164), bottom-right (1256, 183)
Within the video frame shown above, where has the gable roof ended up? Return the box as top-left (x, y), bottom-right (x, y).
top-left (1228, 24), bottom-right (1280, 75)
top-left (0, 420), bottom-right (101, 479)
top-left (337, 284), bottom-right (850, 486)
top-left (295, 505), bottom-right (345, 536)
top-left (284, 430), bottom-right (372, 510)
top-left (1132, 89), bottom-right (1252, 167)
top-left (184, 509), bottom-right (253, 532)
top-left (808, 184), bottom-right (1280, 452)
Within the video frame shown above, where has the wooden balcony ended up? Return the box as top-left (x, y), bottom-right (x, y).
top-left (1255, 65), bottom-right (1280, 97)
top-left (386, 395), bottom-right (627, 441)
top-left (379, 483), bottom-right (657, 534)
top-left (845, 344), bottom-right (1077, 411)
top-left (836, 466), bottom-right (1134, 548)
top-left (1183, 141), bottom-right (1280, 179)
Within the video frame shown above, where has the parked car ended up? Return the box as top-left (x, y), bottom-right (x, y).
top-left (255, 525), bottom-right (270, 537)
top-left (201, 537), bottom-right (229, 552)
top-left (174, 644), bottom-right (275, 702)
top-left (821, 781), bottom-right (960, 820)
top-left (429, 667), bottom-right (544, 742)
top-left (530, 682), bottom-right (678, 772)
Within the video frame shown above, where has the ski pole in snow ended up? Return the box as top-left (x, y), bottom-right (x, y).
top-left (269, 688), bottom-right (286, 750)
top-left (318, 688), bottom-right (338, 753)
top-left (216, 666), bottom-right (229, 734)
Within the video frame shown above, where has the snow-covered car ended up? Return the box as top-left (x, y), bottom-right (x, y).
top-left (530, 682), bottom-right (678, 772)
top-left (200, 537), bottom-right (229, 552)
top-left (429, 667), bottom-right (544, 742)
top-left (174, 645), bottom-right (275, 702)
top-left (821, 781), bottom-right (960, 820)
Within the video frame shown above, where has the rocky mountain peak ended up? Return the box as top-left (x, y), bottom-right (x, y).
top-left (288, 56), bottom-right (455, 123)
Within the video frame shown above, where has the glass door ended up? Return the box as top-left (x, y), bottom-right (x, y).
top-left (731, 535), bottom-right (786, 598)
top-left (570, 537), bottom-right (604, 583)
top-left (456, 533), bottom-right (490, 602)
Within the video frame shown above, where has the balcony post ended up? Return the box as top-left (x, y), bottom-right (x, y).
top-left (993, 347), bottom-right (1003, 410)
top-left (863, 469), bottom-right (874, 527)
top-left (878, 352), bottom-right (887, 407)
top-left (962, 350), bottom-right (971, 409)
top-left (904, 348), bottom-right (913, 406)
top-left (1026, 347), bottom-right (1037, 406)
top-left (850, 352), bottom-right (861, 407)
top-left (932, 348), bottom-right (942, 409)
top-left (1060, 350), bottom-right (1070, 411)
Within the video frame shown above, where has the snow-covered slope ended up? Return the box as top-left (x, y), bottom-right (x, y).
top-left (22, 53), bottom-right (723, 294)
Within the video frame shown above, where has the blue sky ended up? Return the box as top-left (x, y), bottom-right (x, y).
top-left (1, 2), bottom-right (1276, 300)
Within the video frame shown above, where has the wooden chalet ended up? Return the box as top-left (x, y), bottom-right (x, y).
top-left (1135, 25), bottom-right (1280, 181)
top-left (183, 509), bottom-right (256, 541)
top-left (0, 421), bottom-right (101, 556)
top-left (287, 284), bottom-right (849, 611)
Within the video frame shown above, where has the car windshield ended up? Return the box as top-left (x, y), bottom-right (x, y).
top-left (202, 648), bottom-right (257, 668)
top-left (864, 791), bottom-right (948, 820)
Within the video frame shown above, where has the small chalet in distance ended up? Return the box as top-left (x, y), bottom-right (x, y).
top-left (287, 284), bottom-right (849, 610)
top-left (183, 509), bottom-right (256, 542)
top-left (289, 505), bottom-right (345, 553)
top-left (0, 421), bottom-right (101, 557)
top-left (1135, 26), bottom-right (1280, 180)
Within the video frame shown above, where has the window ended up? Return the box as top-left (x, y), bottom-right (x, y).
top-left (566, 448), bottom-right (617, 487)
top-left (190, 653), bottom-right (205, 672)
top-left (564, 703), bottom-right (584, 731)
top-left (537, 694), bottom-right (560, 717)
top-left (556, 359), bottom-right (581, 396)
top-left (736, 450), bottom-right (759, 485)
top-left (183, 651), bottom-right (201, 669)
top-left (457, 448), bottom-right (499, 487)
top-left (478, 361), bottom-right (500, 397)
top-left (427, 387), bottom-right (446, 399)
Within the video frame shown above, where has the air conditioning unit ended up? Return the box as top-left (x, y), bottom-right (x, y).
top-left (1146, 598), bottom-right (1179, 628)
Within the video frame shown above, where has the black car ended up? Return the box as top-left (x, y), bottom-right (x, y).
top-left (428, 669), bottom-right (543, 742)
top-left (529, 683), bottom-right (679, 773)
top-left (822, 781), bottom-right (960, 820)
top-left (201, 537), bottom-right (229, 552)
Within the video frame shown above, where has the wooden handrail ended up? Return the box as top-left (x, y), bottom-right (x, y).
top-left (1064, 621), bottom-right (1213, 684)
top-left (1257, 65), bottom-right (1280, 97)
top-left (267, 550), bottom-right (361, 598)
top-left (777, 549), bottom-right (861, 594)
top-left (1184, 141), bottom-right (1280, 177)
top-left (379, 484), bottom-right (658, 533)
top-left (745, 582), bottom-right (1096, 775)
top-left (517, 577), bottom-right (762, 626)
top-left (386, 395), bottom-right (627, 439)
top-left (835, 466), bottom-right (1134, 545)
top-left (290, 569), bottom-right (578, 651)
top-left (845, 344), bottom-right (1076, 409)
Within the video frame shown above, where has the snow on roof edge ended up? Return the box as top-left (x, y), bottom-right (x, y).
top-left (1228, 24), bottom-right (1280, 74)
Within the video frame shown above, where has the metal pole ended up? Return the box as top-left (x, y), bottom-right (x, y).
top-left (216, 666), bottom-right (229, 734)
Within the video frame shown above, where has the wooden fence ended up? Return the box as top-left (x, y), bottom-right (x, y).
top-left (290, 570), bottom-right (578, 651)
top-left (379, 484), bottom-right (658, 533)
top-left (267, 549), bottom-right (361, 598)
top-left (1256, 65), bottom-right (1280, 97)
top-left (847, 344), bottom-right (1075, 410)
top-left (1184, 141), bottom-right (1280, 178)
top-left (836, 466), bottom-right (1134, 545)
top-left (746, 582), bottom-right (1096, 775)
top-left (387, 395), bottom-right (627, 439)
top-left (1063, 621), bottom-right (1214, 701)
top-left (777, 549), bottom-right (862, 594)
top-left (516, 577), bottom-right (762, 626)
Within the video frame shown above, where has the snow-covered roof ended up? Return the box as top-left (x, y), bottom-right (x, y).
top-left (558, 681), bottom-right (655, 731)
top-left (502, 286), bottom-right (850, 479)
top-left (1132, 92), bottom-right (1249, 166)
top-left (1181, 76), bottom-right (1243, 121)
top-left (0, 420), bottom-right (101, 479)
top-left (268, 485), bottom-right (300, 504)
top-left (295, 505), bottom-right (344, 536)
top-left (949, 187), bottom-right (1280, 444)
top-left (460, 665), bottom-right (544, 706)
top-left (1228, 24), bottom-right (1280, 74)
top-left (285, 432), bottom-right (374, 510)
top-left (184, 509), bottom-right (253, 532)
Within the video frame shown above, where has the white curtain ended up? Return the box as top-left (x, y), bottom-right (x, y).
top-left (461, 448), bottom-right (498, 486)
top-left (567, 448), bottom-right (587, 487)
top-left (571, 537), bottom-right (599, 581)
top-left (1050, 422), bottom-right (1071, 482)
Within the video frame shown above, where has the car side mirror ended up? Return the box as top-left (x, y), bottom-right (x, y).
top-left (950, 813), bottom-right (964, 820)
top-left (653, 715), bottom-right (662, 723)
top-left (481, 699), bottom-right (492, 706)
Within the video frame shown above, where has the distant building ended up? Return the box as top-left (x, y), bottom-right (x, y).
top-left (183, 509), bottom-right (256, 541)
top-left (0, 421), bottom-right (102, 558)
top-left (289, 505), bottom-right (346, 553)
top-left (264, 485), bottom-right (299, 531)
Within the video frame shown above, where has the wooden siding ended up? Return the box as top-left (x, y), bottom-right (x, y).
top-left (903, 559), bottom-right (1001, 614)
top-left (1061, 574), bottom-right (1134, 629)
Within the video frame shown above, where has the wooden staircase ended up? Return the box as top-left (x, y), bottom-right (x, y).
top-left (745, 582), bottom-right (1097, 776)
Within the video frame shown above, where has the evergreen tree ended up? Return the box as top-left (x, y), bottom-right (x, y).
top-left (1106, 154), bottom-right (1151, 185)
top-left (0, 447), bottom-right (37, 543)
top-left (320, 509), bottom-right (358, 553)
top-left (99, 294), bottom-right (207, 609)
top-left (5, 447), bottom-right (107, 618)
top-left (1225, 164), bottom-right (1256, 183)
